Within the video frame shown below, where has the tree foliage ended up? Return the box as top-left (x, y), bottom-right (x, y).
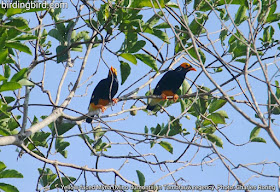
top-left (0, 0), bottom-right (280, 190)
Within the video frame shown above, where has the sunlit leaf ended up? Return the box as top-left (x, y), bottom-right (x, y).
top-left (0, 170), bottom-right (23, 179)
top-left (0, 82), bottom-right (21, 92)
top-left (119, 53), bottom-right (137, 65)
top-left (10, 68), bottom-right (28, 82)
top-left (135, 54), bottom-right (158, 72)
top-left (206, 134), bottom-right (223, 148)
top-left (6, 42), bottom-right (32, 55)
top-left (250, 127), bottom-right (261, 140)
top-left (234, 6), bottom-right (248, 26)
top-left (159, 141), bottom-right (173, 154)
top-left (251, 137), bottom-right (266, 143)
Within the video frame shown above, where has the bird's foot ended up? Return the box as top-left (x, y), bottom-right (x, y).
top-left (95, 105), bottom-right (106, 113)
top-left (101, 106), bottom-right (106, 113)
top-left (161, 93), bottom-right (168, 100)
top-left (112, 98), bottom-right (118, 105)
top-left (173, 94), bottom-right (179, 102)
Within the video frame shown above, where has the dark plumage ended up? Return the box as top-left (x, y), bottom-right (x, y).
top-left (86, 66), bottom-right (119, 123)
top-left (146, 63), bottom-right (196, 111)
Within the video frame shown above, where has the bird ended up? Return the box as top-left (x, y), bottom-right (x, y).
top-left (146, 63), bottom-right (196, 111)
top-left (86, 66), bottom-right (119, 123)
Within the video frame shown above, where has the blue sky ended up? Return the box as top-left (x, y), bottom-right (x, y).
top-left (1, 0), bottom-right (280, 191)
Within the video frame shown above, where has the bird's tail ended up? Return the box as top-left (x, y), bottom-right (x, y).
top-left (86, 117), bottom-right (93, 123)
top-left (146, 104), bottom-right (156, 111)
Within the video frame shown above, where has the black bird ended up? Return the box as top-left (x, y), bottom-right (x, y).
top-left (146, 63), bottom-right (196, 111)
top-left (86, 66), bottom-right (119, 123)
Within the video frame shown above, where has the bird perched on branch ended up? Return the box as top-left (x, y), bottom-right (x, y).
top-left (146, 63), bottom-right (196, 111)
top-left (86, 66), bottom-right (119, 123)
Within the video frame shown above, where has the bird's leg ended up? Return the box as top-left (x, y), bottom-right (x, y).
top-left (95, 105), bottom-right (106, 113)
top-left (112, 98), bottom-right (118, 105)
top-left (173, 94), bottom-right (179, 102)
top-left (161, 93), bottom-right (168, 100)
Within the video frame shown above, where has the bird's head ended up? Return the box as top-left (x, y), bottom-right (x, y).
top-left (177, 63), bottom-right (196, 72)
top-left (108, 66), bottom-right (117, 78)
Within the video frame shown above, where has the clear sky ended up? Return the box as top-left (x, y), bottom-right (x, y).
top-left (1, 0), bottom-right (280, 191)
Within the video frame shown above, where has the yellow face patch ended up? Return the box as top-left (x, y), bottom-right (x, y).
top-left (180, 62), bottom-right (191, 69)
top-left (109, 66), bottom-right (117, 76)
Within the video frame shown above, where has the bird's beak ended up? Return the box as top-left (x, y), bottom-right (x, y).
top-left (189, 67), bottom-right (196, 71)
top-left (110, 66), bottom-right (117, 76)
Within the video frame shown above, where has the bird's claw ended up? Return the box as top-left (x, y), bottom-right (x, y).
top-left (112, 98), bottom-right (118, 105)
top-left (161, 93), bottom-right (168, 100)
top-left (101, 106), bottom-right (106, 113)
top-left (173, 94), bottom-right (179, 102)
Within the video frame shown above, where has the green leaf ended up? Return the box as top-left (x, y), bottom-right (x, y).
top-left (166, 1), bottom-right (179, 8)
top-left (130, 40), bottom-right (146, 53)
top-left (4, 65), bottom-right (11, 79)
top-left (220, 29), bottom-right (227, 45)
top-left (270, 80), bottom-right (280, 114)
top-left (49, 29), bottom-right (64, 43)
top-left (38, 168), bottom-right (57, 187)
top-left (0, 183), bottom-right (19, 192)
top-left (146, 11), bottom-right (163, 27)
top-left (263, 26), bottom-right (274, 44)
top-left (188, 13), bottom-right (207, 38)
top-left (251, 137), bottom-right (266, 143)
top-left (56, 122), bottom-right (75, 136)
top-left (134, 54), bottom-right (158, 72)
top-left (0, 162), bottom-right (6, 172)
top-left (31, 132), bottom-right (51, 147)
top-left (6, 42), bottom-right (32, 55)
top-left (187, 45), bottom-right (206, 64)
top-left (3, 97), bottom-right (15, 104)
top-left (56, 45), bottom-right (68, 63)
top-left (151, 124), bottom-right (162, 135)
top-left (154, 22), bottom-right (171, 29)
top-left (0, 49), bottom-right (8, 64)
top-left (50, 177), bottom-right (76, 190)
top-left (131, 0), bottom-right (167, 8)
top-left (7, 116), bottom-right (21, 131)
top-left (234, 6), bottom-right (248, 26)
top-left (55, 138), bottom-right (70, 158)
top-left (13, 34), bottom-right (37, 41)
top-left (206, 134), bottom-right (223, 148)
top-left (120, 61), bottom-right (131, 85)
top-left (209, 99), bottom-right (227, 113)
top-left (0, 170), bottom-right (23, 179)
top-left (0, 75), bottom-right (6, 82)
top-left (194, 0), bottom-right (248, 11)
top-left (0, 82), bottom-right (21, 92)
top-left (159, 141), bottom-right (173, 154)
top-left (0, 127), bottom-right (11, 136)
top-left (119, 53), bottom-right (137, 65)
top-left (10, 68), bottom-right (28, 82)
top-left (136, 170), bottom-right (145, 186)
top-left (18, 79), bottom-right (34, 86)
top-left (6, 8), bottom-right (23, 17)
top-left (144, 126), bottom-right (148, 134)
top-left (203, 111), bottom-right (227, 126)
top-left (159, 116), bottom-right (182, 136)
top-left (144, 28), bottom-right (170, 44)
top-left (250, 127), bottom-right (261, 140)
top-left (199, 126), bottom-right (216, 134)
top-left (6, 17), bottom-right (28, 30)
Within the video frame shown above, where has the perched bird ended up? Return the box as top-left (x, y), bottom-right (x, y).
top-left (86, 66), bottom-right (119, 123)
top-left (146, 63), bottom-right (196, 111)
